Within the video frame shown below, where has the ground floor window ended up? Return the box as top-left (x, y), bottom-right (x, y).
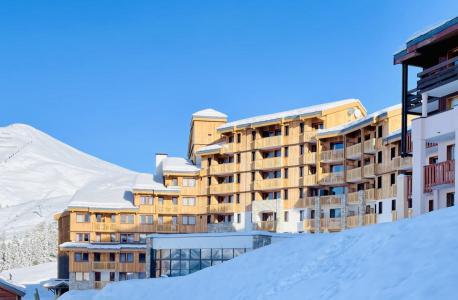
top-left (429, 199), bottom-right (434, 212)
top-left (447, 192), bottom-right (455, 207)
top-left (75, 272), bottom-right (89, 281)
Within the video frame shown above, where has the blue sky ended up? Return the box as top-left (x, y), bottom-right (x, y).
top-left (1, 1), bottom-right (457, 173)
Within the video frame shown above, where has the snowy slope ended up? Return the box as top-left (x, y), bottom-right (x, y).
top-left (63, 206), bottom-right (458, 300)
top-left (0, 123), bottom-right (137, 238)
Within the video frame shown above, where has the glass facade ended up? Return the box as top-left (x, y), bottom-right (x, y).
top-left (153, 248), bottom-right (247, 278)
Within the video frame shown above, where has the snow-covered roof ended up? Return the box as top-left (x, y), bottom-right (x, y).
top-left (0, 278), bottom-right (26, 296)
top-left (317, 104), bottom-right (401, 136)
top-left (195, 143), bottom-right (224, 154)
top-left (192, 108), bottom-right (227, 119)
top-left (217, 98), bottom-right (364, 131)
top-left (133, 173), bottom-right (180, 192)
top-left (161, 157), bottom-right (200, 174)
top-left (148, 231), bottom-right (298, 239)
top-left (43, 279), bottom-right (69, 289)
top-left (60, 242), bottom-right (146, 250)
top-left (67, 174), bottom-right (138, 210)
top-left (384, 126), bottom-right (411, 143)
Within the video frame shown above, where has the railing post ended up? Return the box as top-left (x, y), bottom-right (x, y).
top-left (314, 196), bottom-right (320, 233)
top-left (358, 190), bottom-right (364, 226)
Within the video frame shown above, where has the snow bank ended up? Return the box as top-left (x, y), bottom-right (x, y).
top-left (63, 206), bottom-right (458, 300)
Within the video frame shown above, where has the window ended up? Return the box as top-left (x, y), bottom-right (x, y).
top-left (236, 174), bottom-right (241, 183)
top-left (378, 202), bottom-right (383, 214)
top-left (120, 253), bottom-right (134, 263)
top-left (110, 233), bottom-right (116, 242)
top-left (447, 144), bottom-right (455, 161)
top-left (182, 197), bottom-right (196, 206)
top-left (207, 196), bottom-right (211, 205)
top-left (172, 197), bottom-right (178, 205)
top-left (251, 151), bottom-right (256, 161)
top-left (299, 167), bottom-right (304, 177)
top-left (158, 197), bottom-right (164, 205)
top-left (284, 211), bottom-right (289, 222)
top-left (139, 253), bottom-right (146, 263)
top-left (284, 189), bottom-right (288, 200)
top-left (331, 142), bottom-right (344, 150)
top-left (158, 216), bottom-right (164, 225)
top-left (140, 215), bottom-right (153, 224)
top-left (207, 158), bottom-right (212, 166)
top-left (109, 253), bottom-right (116, 262)
top-left (171, 178), bottom-right (178, 186)
top-left (182, 178), bottom-right (196, 187)
top-left (236, 153), bottom-right (241, 163)
top-left (284, 126), bottom-right (289, 136)
top-left (75, 272), bottom-right (90, 281)
top-left (284, 168), bottom-right (289, 179)
top-left (429, 199), bottom-right (434, 212)
top-left (377, 151), bottom-right (383, 164)
top-left (299, 210), bottom-right (305, 221)
top-left (120, 214), bottom-right (134, 224)
top-left (237, 213), bottom-right (241, 223)
top-left (251, 131), bottom-right (256, 141)
top-left (447, 192), bottom-right (455, 207)
top-left (299, 144), bottom-right (304, 155)
top-left (299, 122), bottom-right (304, 133)
top-left (391, 147), bottom-right (396, 160)
top-left (312, 122), bottom-right (323, 129)
top-left (311, 210), bottom-right (315, 219)
top-left (377, 176), bottom-right (382, 189)
top-left (228, 135), bottom-right (234, 143)
top-left (76, 233), bottom-right (90, 242)
top-left (74, 252), bottom-right (89, 262)
top-left (207, 177), bottom-right (211, 186)
top-left (390, 173), bottom-right (396, 185)
top-left (236, 194), bottom-right (240, 204)
top-left (299, 188), bottom-right (304, 199)
top-left (392, 199), bottom-right (396, 211)
top-left (251, 172), bottom-right (255, 182)
top-left (330, 208), bottom-right (341, 218)
top-left (139, 234), bottom-right (147, 243)
top-left (377, 125), bottom-right (383, 138)
top-left (111, 214), bottom-right (116, 223)
top-left (237, 133), bottom-right (241, 143)
top-left (284, 147), bottom-right (289, 157)
top-left (182, 216), bottom-right (196, 225)
top-left (76, 213), bottom-right (90, 223)
top-left (120, 234), bottom-right (135, 243)
top-left (140, 196), bottom-right (154, 205)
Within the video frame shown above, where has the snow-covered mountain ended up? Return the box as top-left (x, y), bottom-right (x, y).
top-left (0, 123), bottom-right (138, 238)
top-left (63, 206), bottom-right (458, 300)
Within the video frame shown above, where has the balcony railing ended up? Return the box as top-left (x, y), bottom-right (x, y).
top-left (156, 223), bottom-right (179, 233)
top-left (221, 143), bottom-right (236, 154)
top-left (93, 262), bottom-right (117, 270)
top-left (92, 223), bottom-right (117, 232)
top-left (207, 223), bottom-right (236, 233)
top-left (346, 216), bottom-right (358, 228)
top-left (254, 178), bottom-right (283, 190)
top-left (319, 171), bottom-right (344, 185)
top-left (254, 136), bottom-right (282, 149)
top-left (376, 184), bottom-right (397, 199)
top-left (210, 163), bottom-right (236, 174)
top-left (424, 160), bottom-right (455, 192)
top-left (319, 195), bottom-right (342, 206)
top-left (295, 196), bottom-right (316, 209)
top-left (94, 281), bottom-right (111, 289)
top-left (417, 56), bottom-right (458, 93)
top-left (255, 157), bottom-right (282, 169)
top-left (398, 156), bottom-right (412, 171)
top-left (300, 131), bottom-right (317, 143)
top-left (377, 157), bottom-right (400, 174)
top-left (347, 191), bottom-right (360, 205)
top-left (156, 205), bottom-right (179, 214)
top-left (302, 152), bottom-right (317, 164)
top-left (363, 164), bottom-right (375, 178)
top-left (207, 203), bottom-right (235, 214)
top-left (252, 198), bottom-right (282, 212)
top-left (364, 214), bottom-right (377, 225)
top-left (346, 167), bottom-right (362, 182)
top-left (363, 139), bottom-right (376, 153)
top-left (346, 143), bottom-right (362, 159)
top-left (302, 174), bottom-right (317, 186)
top-left (253, 221), bottom-right (277, 232)
top-left (321, 218), bottom-right (342, 231)
top-left (320, 149), bottom-right (344, 162)
top-left (210, 183), bottom-right (236, 194)
top-left (365, 189), bottom-right (375, 201)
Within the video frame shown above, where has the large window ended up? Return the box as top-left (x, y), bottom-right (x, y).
top-left (120, 234), bottom-right (135, 244)
top-left (76, 213), bottom-right (90, 223)
top-left (120, 253), bottom-right (134, 263)
top-left (75, 272), bottom-right (90, 281)
top-left (74, 252), bottom-right (89, 262)
top-left (120, 214), bottom-right (134, 224)
top-left (182, 178), bottom-right (196, 187)
top-left (154, 248), bottom-right (247, 278)
top-left (182, 197), bottom-right (196, 206)
top-left (76, 233), bottom-right (90, 242)
top-left (140, 215), bottom-right (153, 224)
top-left (182, 215), bottom-right (196, 225)
top-left (140, 196), bottom-right (153, 205)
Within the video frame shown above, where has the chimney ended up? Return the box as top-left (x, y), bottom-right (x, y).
top-left (155, 153), bottom-right (168, 170)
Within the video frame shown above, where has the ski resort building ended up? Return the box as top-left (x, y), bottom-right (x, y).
top-left (394, 17), bottom-right (458, 217)
top-left (56, 98), bottom-right (416, 290)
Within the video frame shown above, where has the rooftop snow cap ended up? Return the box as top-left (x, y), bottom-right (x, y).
top-left (192, 108), bottom-right (227, 120)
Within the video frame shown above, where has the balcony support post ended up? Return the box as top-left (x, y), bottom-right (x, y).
top-left (401, 63), bottom-right (409, 157)
top-left (421, 92), bottom-right (429, 118)
top-left (358, 190), bottom-right (364, 227)
top-left (314, 196), bottom-right (320, 233)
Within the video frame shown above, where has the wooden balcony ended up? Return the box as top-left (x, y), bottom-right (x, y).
top-left (207, 203), bottom-right (235, 214)
top-left (92, 262), bottom-right (117, 270)
top-left (300, 131), bottom-right (316, 143)
top-left (94, 281), bottom-right (111, 289)
top-left (346, 216), bottom-right (358, 228)
top-left (319, 171), bottom-right (344, 185)
top-left (254, 136), bottom-right (282, 149)
top-left (92, 223), bottom-right (117, 232)
top-left (253, 221), bottom-right (277, 232)
top-left (424, 160), bottom-right (455, 192)
top-left (320, 149), bottom-right (344, 163)
top-left (376, 184), bottom-right (397, 199)
top-left (346, 167), bottom-right (362, 183)
top-left (221, 143), bottom-right (236, 154)
top-left (398, 156), bottom-right (412, 171)
top-left (255, 157), bottom-right (282, 170)
top-left (302, 152), bottom-right (317, 164)
top-left (210, 183), bottom-right (236, 194)
top-left (347, 191), bottom-right (360, 205)
top-left (377, 157), bottom-right (400, 174)
top-left (363, 139), bottom-right (376, 154)
top-left (365, 189), bottom-right (375, 201)
top-left (156, 223), bottom-right (179, 233)
top-left (364, 214), bottom-right (377, 225)
top-left (346, 143), bottom-right (362, 159)
top-left (210, 163), bottom-right (236, 174)
top-left (319, 195), bottom-right (342, 206)
top-left (363, 164), bottom-right (375, 178)
top-left (295, 196), bottom-right (316, 209)
top-left (302, 174), bottom-right (318, 186)
top-left (321, 218), bottom-right (342, 231)
top-left (254, 178), bottom-right (283, 190)
top-left (252, 198), bottom-right (282, 212)
top-left (417, 56), bottom-right (458, 94)
top-left (207, 223), bottom-right (236, 233)
top-left (303, 219), bottom-right (314, 231)
top-left (392, 211), bottom-right (397, 222)
top-left (156, 205), bottom-right (179, 214)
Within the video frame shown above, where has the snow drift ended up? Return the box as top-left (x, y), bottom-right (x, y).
top-left (63, 206), bottom-right (458, 300)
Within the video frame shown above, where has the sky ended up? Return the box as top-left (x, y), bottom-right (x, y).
top-left (1, 1), bottom-right (457, 173)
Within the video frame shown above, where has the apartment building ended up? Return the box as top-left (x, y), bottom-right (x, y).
top-left (56, 98), bottom-right (414, 290)
top-left (394, 17), bottom-right (458, 217)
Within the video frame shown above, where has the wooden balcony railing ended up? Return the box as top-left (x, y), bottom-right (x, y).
top-left (347, 191), bottom-right (360, 205)
top-left (346, 216), bottom-right (358, 228)
top-left (363, 164), bottom-right (375, 178)
top-left (300, 131), bottom-right (316, 143)
top-left (93, 262), bottom-right (117, 270)
top-left (210, 183), bottom-right (236, 194)
top-left (364, 214), bottom-right (377, 225)
top-left (417, 56), bottom-right (458, 93)
top-left (156, 223), bottom-right (179, 233)
top-left (302, 152), bottom-right (317, 164)
top-left (303, 219), bottom-right (314, 231)
top-left (302, 174), bottom-right (317, 186)
top-left (94, 281), bottom-right (111, 289)
top-left (92, 223), bottom-right (117, 232)
top-left (406, 175), bottom-right (413, 198)
top-left (377, 157), bottom-right (400, 174)
top-left (254, 178), bottom-right (283, 190)
top-left (221, 143), bottom-right (236, 154)
top-left (346, 167), bottom-right (362, 182)
top-left (255, 157), bottom-right (282, 170)
top-left (207, 203), bottom-right (235, 214)
top-left (321, 218), bottom-right (342, 231)
top-left (156, 205), bottom-right (179, 214)
top-left (320, 195), bottom-right (342, 206)
top-left (365, 189), bottom-right (375, 201)
top-left (424, 160), bottom-right (455, 192)
top-left (210, 163), bottom-right (236, 174)
top-left (253, 221), bottom-right (277, 232)
top-left (295, 196), bottom-right (316, 209)
top-left (346, 143), bottom-right (362, 159)
top-left (254, 136), bottom-right (282, 149)
top-left (319, 171), bottom-right (344, 185)
top-left (363, 139), bottom-right (376, 153)
top-left (398, 156), bottom-right (413, 171)
top-left (320, 149), bottom-right (344, 162)
top-left (376, 184), bottom-right (397, 199)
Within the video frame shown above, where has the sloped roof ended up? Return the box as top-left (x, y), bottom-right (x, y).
top-left (161, 157), bottom-right (200, 173)
top-left (60, 242), bottom-right (146, 250)
top-left (0, 278), bottom-right (26, 296)
top-left (195, 143), bottom-right (224, 154)
top-left (192, 108), bottom-right (227, 119)
top-left (217, 98), bottom-right (363, 131)
top-left (133, 173), bottom-right (180, 192)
